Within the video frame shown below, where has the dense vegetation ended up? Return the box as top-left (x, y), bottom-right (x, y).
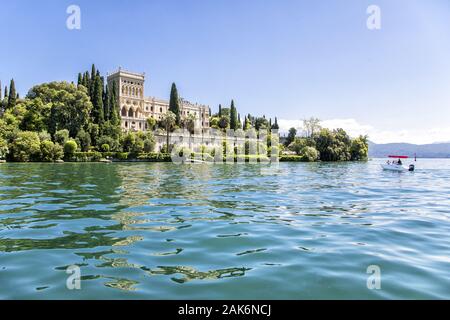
top-left (0, 65), bottom-right (157, 162)
top-left (0, 67), bottom-right (368, 163)
top-left (283, 118), bottom-right (368, 161)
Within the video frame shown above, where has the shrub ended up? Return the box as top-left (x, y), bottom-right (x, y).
top-left (41, 140), bottom-right (64, 161)
top-left (299, 146), bottom-right (319, 162)
top-left (0, 138), bottom-right (9, 159)
top-left (101, 144), bottom-right (110, 152)
top-left (116, 152), bottom-right (129, 160)
top-left (143, 139), bottom-right (155, 153)
top-left (64, 140), bottom-right (77, 155)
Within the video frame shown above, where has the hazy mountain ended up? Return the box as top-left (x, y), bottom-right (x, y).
top-left (369, 141), bottom-right (450, 158)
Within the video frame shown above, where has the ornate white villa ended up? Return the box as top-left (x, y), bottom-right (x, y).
top-left (107, 68), bottom-right (210, 132)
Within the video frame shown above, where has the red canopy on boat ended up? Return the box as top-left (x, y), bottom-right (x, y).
top-left (388, 155), bottom-right (409, 159)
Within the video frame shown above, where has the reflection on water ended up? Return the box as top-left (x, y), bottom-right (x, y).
top-left (0, 160), bottom-right (450, 299)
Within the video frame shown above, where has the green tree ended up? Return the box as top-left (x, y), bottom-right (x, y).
top-left (76, 128), bottom-right (91, 152)
top-left (103, 83), bottom-right (110, 121)
top-left (0, 137), bottom-right (8, 159)
top-left (146, 117), bottom-right (157, 131)
top-left (19, 99), bottom-right (49, 132)
top-left (41, 140), bottom-right (63, 161)
top-left (218, 115), bottom-right (230, 129)
top-left (7, 79), bottom-right (16, 109)
top-left (169, 83), bottom-right (181, 125)
top-left (77, 73), bottom-right (82, 86)
top-left (160, 111), bottom-right (176, 152)
top-left (109, 81), bottom-right (120, 126)
top-left (350, 135), bottom-right (369, 161)
top-left (184, 113), bottom-right (196, 134)
top-left (272, 117), bottom-right (279, 130)
top-left (54, 129), bottom-right (70, 145)
top-left (299, 146), bottom-right (319, 162)
top-left (285, 127), bottom-right (297, 147)
top-left (230, 100), bottom-right (238, 130)
top-left (92, 75), bottom-right (104, 126)
top-left (303, 117), bottom-right (321, 138)
top-left (9, 131), bottom-right (41, 162)
top-left (27, 82), bottom-right (92, 137)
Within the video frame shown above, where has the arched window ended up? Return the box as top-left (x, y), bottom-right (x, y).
top-left (160, 107), bottom-right (163, 113)
top-left (122, 86), bottom-right (125, 94)
top-left (121, 107), bottom-right (127, 117)
top-left (132, 88), bottom-right (135, 96)
top-left (128, 109), bottom-right (134, 117)
top-left (125, 121), bottom-right (128, 128)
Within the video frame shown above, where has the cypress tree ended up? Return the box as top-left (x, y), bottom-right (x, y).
top-left (169, 83), bottom-right (181, 125)
top-left (103, 83), bottom-right (110, 121)
top-left (218, 104), bottom-right (222, 117)
top-left (83, 71), bottom-right (90, 88)
top-left (272, 117), bottom-right (279, 130)
top-left (7, 79), bottom-right (16, 109)
top-left (243, 116), bottom-right (247, 130)
top-left (230, 100), bottom-right (237, 130)
top-left (77, 73), bottom-right (82, 86)
top-left (92, 75), bottom-right (104, 125)
top-left (109, 81), bottom-right (120, 126)
top-left (3, 86), bottom-right (7, 101)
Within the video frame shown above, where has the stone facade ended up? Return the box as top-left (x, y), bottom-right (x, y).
top-left (107, 68), bottom-right (210, 132)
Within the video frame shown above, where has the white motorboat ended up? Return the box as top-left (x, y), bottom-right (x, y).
top-left (381, 155), bottom-right (415, 172)
top-left (381, 163), bottom-right (408, 172)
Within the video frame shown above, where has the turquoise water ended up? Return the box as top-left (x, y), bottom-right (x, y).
top-left (0, 160), bottom-right (449, 299)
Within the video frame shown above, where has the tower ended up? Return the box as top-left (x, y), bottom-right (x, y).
top-left (107, 68), bottom-right (146, 131)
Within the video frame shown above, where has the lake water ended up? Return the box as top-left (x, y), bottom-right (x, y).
top-left (0, 159), bottom-right (449, 299)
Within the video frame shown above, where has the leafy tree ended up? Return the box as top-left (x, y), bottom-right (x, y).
top-left (19, 99), bottom-right (50, 132)
top-left (38, 130), bottom-right (52, 142)
top-left (184, 113), bottom-right (196, 134)
top-left (160, 111), bottom-right (176, 152)
top-left (285, 127), bottom-right (297, 147)
top-left (210, 117), bottom-right (219, 129)
top-left (350, 135), bottom-right (369, 161)
top-left (54, 129), bottom-right (70, 145)
top-left (122, 132), bottom-right (136, 153)
top-left (169, 83), bottom-right (181, 125)
top-left (76, 128), bottom-right (91, 152)
top-left (0, 137), bottom-right (8, 159)
top-left (146, 117), bottom-right (157, 131)
top-left (218, 115), bottom-right (230, 129)
top-left (27, 82), bottom-right (92, 137)
top-left (9, 131), bottom-right (41, 162)
top-left (41, 140), bottom-right (63, 161)
top-left (255, 116), bottom-right (269, 131)
top-left (299, 146), bottom-right (319, 162)
top-left (303, 117), bottom-right (321, 137)
top-left (97, 135), bottom-right (119, 152)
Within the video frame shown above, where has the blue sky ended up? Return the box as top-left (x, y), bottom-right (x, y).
top-left (1, 0), bottom-right (450, 143)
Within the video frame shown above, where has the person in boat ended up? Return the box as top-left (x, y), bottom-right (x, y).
top-left (397, 159), bottom-right (402, 165)
top-left (387, 160), bottom-right (391, 165)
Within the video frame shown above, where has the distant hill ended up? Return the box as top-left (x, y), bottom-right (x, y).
top-left (369, 141), bottom-right (450, 158)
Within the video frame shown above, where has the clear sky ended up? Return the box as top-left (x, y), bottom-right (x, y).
top-left (1, 0), bottom-right (450, 144)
